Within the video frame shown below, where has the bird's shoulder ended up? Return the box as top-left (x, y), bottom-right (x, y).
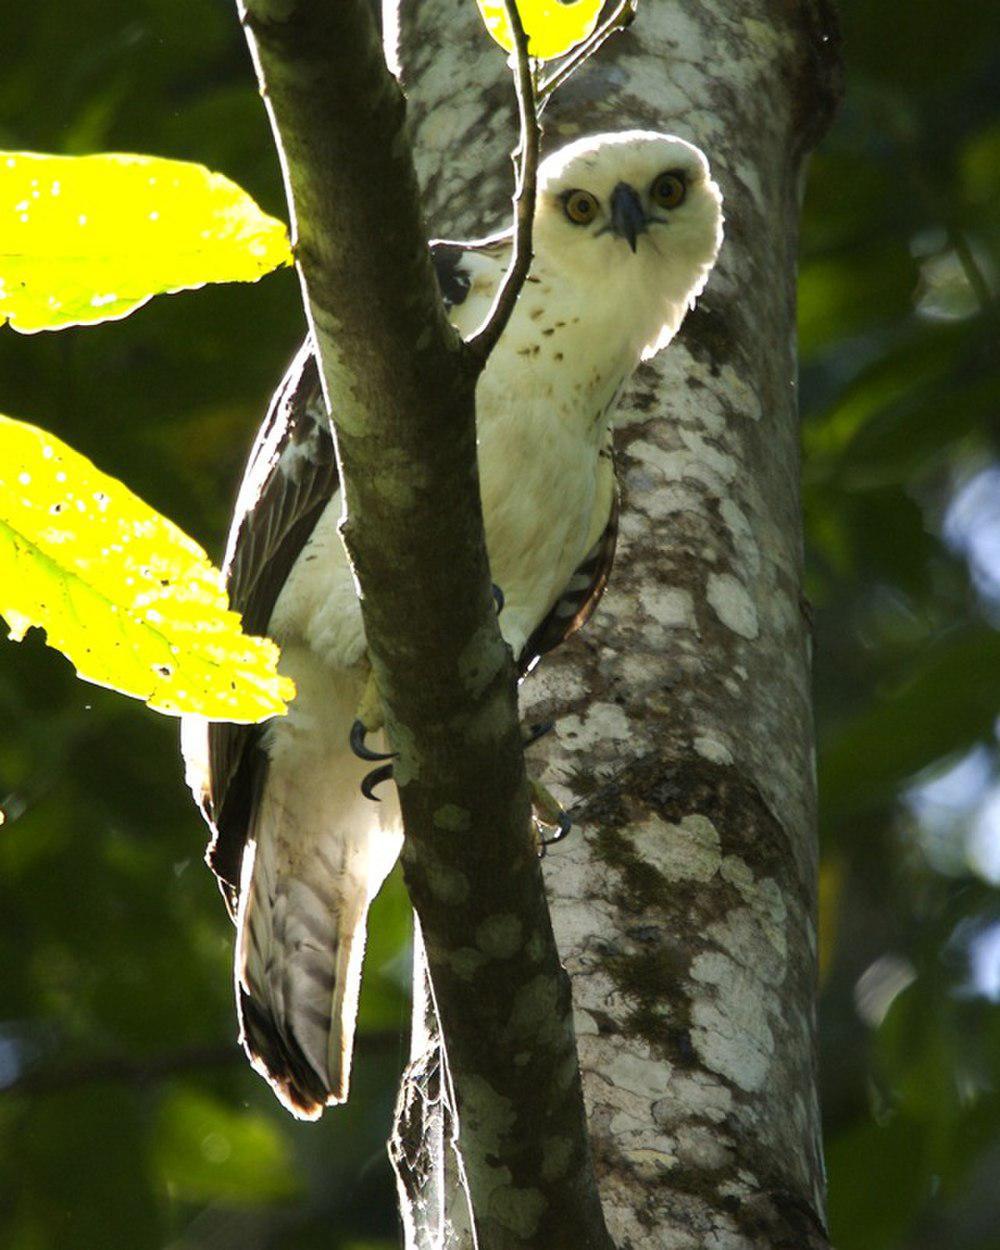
top-left (223, 343), bottom-right (336, 634)
top-left (431, 233), bottom-right (511, 328)
top-left (220, 233), bottom-right (512, 624)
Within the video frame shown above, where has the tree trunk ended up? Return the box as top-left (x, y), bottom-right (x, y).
top-left (393, 1), bottom-right (841, 1247)
top-left (238, 4), bottom-right (612, 1246)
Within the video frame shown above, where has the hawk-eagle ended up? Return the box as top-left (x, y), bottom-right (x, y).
top-left (183, 130), bottom-right (723, 1118)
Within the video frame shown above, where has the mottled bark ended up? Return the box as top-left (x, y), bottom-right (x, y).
top-left (391, 927), bottom-right (475, 1250)
top-left (397, 2), bottom-right (842, 1247)
top-left (237, 4), bottom-right (611, 1248)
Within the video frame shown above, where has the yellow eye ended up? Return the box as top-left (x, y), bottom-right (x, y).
top-left (563, 189), bottom-right (599, 225)
top-left (651, 171), bottom-right (686, 209)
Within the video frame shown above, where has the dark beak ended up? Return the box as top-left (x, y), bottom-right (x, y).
top-left (610, 182), bottom-right (647, 253)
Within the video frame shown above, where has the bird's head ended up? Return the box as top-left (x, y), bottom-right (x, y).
top-left (534, 131), bottom-right (723, 359)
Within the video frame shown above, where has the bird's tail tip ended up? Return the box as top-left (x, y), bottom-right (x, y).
top-left (238, 988), bottom-right (349, 1120)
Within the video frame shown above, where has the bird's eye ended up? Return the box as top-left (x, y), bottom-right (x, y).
top-left (650, 171), bottom-right (686, 209)
top-left (563, 189), bottom-right (599, 225)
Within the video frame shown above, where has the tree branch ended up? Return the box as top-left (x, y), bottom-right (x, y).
top-left (397, 0), bottom-right (841, 1245)
top-left (536, 0), bottom-right (638, 109)
top-left (466, 0), bottom-right (539, 367)
top-left (235, 3), bottom-right (612, 1246)
top-left (389, 927), bottom-right (474, 1250)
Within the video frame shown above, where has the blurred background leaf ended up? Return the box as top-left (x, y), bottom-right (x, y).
top-left (0, 6), bottom-right (405, 1249)
top-left (803, 3), bottom-right (1000, 1247)
top-left (1, 2), bottom-right (999, 1248)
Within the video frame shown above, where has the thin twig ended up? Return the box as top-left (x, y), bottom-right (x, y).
top-left (466, 0), bottom-right (539, 368)
top-left (947, 226), bottom-right (994, 312)
top-left (537, 0), bottom-right (638, 109)
top-left (900, 143), bottom-right (994, 314)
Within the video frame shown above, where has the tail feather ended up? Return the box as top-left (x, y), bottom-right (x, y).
top-left (235, 818), bottom-right (390, 1119)
top-left (237, 886), bottom-right (366, 1117)
top-left (230, 649), bottom-right (402, 1119)
top-left (238, 986), bottom-right (330, 1119)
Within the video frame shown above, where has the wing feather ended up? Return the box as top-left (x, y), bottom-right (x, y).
top-left (204, 343), bottom-right (337, 904)
top-left (519, 447), bottom-right (619, 677)
top-left (198, 240), bottom-right (501, 906)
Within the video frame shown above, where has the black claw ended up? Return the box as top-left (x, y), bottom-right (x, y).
top-left (523, 720), bottom-right (554, 749)
top-left (540, 811), bottom-right (572, 852)
top-left (350, 719), bottom-right (396, 762)
top-left (361, 763), bottom-right (395, 802)
top-left (492, 583), bottom-right (505, 614)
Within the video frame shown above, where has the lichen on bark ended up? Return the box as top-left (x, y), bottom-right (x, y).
top-left (398, 1), bottom-right (841, 1246)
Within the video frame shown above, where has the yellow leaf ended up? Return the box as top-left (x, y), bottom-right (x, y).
top-left (0, 152), bottom-right (292, 334)
top-left (476, 0), bottom-right (603, 60)
top-left (0, 414), bottom-right (294, 722)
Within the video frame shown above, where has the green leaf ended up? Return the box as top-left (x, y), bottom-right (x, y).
top-left (798, 238), bottom-right (916, 360)
top-left (819, 630), bottom-right (1000, 822)
top-left (803, 315), bottom-right (998, 486)
top-left (0, 151), bottom-right (292, 333)
top-left (476, 0), bottom-right (603, 60)
top-left (0, 413), bottom-right (294, 721)
top-left (153, 1087), bottom-right (301, 1204)
top-left (6, 1086), bottom-right (160, 1250)
top-left (961, 120), bottom-right (1000, 220)
top-left (357, 866), bottom-right (412, 1032)
top-left (826, 1116), bottom-right (929, 1250)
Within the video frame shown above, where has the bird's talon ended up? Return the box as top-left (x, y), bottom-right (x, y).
top-left (349, 718), bottom-right (396, 762)
top-left (542, 810), bottom-right (572, 847)
top-left (361, 762), bottom-right (395, 802)
top-left (530, 777), bottom-right (573, 855)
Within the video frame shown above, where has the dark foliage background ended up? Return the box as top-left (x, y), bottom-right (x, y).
top-left (1, 2), bottom-right (998, 1247)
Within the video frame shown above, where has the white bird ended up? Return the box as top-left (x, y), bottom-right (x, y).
top-left (183, 130), bottom-right (723, 1119)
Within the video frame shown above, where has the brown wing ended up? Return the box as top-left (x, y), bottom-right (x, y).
top-left (518, 458), bottom-right (620, 678)
top-left (199, 242), bottom-right (493, 907)
top-left (202, 342), bottom-right (338, 905)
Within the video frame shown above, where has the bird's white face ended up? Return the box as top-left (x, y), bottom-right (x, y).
top-left (533, 131), bottom-right (724, 359)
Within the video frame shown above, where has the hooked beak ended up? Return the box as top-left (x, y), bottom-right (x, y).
top-left (610, 182), bottom-right (647, 253)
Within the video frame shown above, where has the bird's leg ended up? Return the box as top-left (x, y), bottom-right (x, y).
top-left (530, 778), bottom-right (572, 857)
top-left (350, 669), bottom-right (396, 763)
top-left (522, 723), bottom-right (564, 851)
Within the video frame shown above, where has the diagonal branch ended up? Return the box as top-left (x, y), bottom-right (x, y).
top-left (537, 0), bottom-right (638, 109)
top-left (235, 3), bottom-right (612, 1247)
top-left (466, 0), bottom-right (539, 367)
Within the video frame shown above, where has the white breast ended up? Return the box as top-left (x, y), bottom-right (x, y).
top-left (268, 493), bottom-right (368, 670)
top-left (465, 268), bottom-right (635, 657)
top-left (271, 256), bottom-right (640, 670)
